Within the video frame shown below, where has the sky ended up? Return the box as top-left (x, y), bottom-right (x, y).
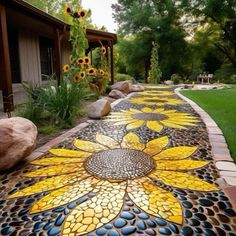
top-left (82, 0), bottom-right (118, 33)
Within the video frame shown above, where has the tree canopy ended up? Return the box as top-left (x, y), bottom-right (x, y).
top-left (112, 0), bottom-right (236, 82)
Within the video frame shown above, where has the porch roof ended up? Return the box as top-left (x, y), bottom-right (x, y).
top-left (2, 0), bottom-right (117, 45)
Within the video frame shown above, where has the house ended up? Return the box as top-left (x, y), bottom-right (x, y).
top-left (0, 0), bottom-right (117, 112)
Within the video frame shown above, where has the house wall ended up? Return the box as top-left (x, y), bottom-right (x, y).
top-left (18, 30), bottom-right (41, 86)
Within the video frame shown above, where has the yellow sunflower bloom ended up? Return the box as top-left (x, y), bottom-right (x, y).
top-left (106, 107), bottom-right (199, 133)
top-left (83, 56), bottom-right (91, 65)
top-left (79, 9), bottom-right (87, 18)
top-left (129, 96), bottom-right (183, 106)
top-left (99, 69), bottom-right (105, 76)
top-left (8, 132), bottom-right (218, 235)
top-left (63, 64), bottom-right (70, 72)
top-left (101, 46), bottom-right (106, 54)
top-left (77, 58), bottom-right (84, 66)
top-left (74, 73), bottom-right (84, 82)
top-left (87, 68), bottom-right (96, 76)
top-left (137, 90), bottom-right (175, 96)
top-left (64, 6), bottom-right (72, 14)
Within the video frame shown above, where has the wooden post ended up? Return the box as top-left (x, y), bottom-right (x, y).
top-left (54, 28), bottom-right (62, 84)
top-left (109, 41), bottom-right (114, 85)
top-left (0, 5), bottom-right (13, 112)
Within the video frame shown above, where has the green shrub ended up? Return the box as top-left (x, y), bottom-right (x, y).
top-left (18, 81), bottom-right (43, 122)
top-left (214, 64), bottom-right (236, 83)
top-left (38, 79), bottom-right (88, 127)
top-left (115, 73), bottom-right (133, 82)
top-left (38, 125), bottom-right (59, 135)
top-left (171, 74), bottom-right (181, 85)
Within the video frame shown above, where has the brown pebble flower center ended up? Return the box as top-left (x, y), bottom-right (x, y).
top-left (132, 112), bottom-right (168, 121)
top-left (85, 148), bottom-right (154, 180)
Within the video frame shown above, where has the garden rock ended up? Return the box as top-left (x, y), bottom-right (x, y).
top-left (164, 80), bottom-right (174, 85)
top-left (130, 84), bottom-right (145, 92)
top-left (109, 89), bottom-right (126, 99)
top-left (88, 99), bottom-right (111, 119)
top-left (111, 81), bottom-right (132, 94)
top-left (0, 117), bottom-right (37, 170)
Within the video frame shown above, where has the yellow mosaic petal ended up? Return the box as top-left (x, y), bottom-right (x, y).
top-left (31, 157), bottom-right (86, 166)
top-left (161, 121), bottom-right (187, 129)
top-left (146, 121), bottom-right (163, 133)
top-left (159, 109), bottom-right (176, 114)
top-left (151, 171), bottom-right (219, 191)
top-left (128, 108), bottom-right (142, 113)
top-left (30, 177), bottom-right (99, 214)
top-left (8, 173), bottom-right (86, 198)
top-left (137, 91), bottom-right (174, 96)
top-left (153, 146), bottom-right (197, 160)
top-left (112, 120), bottom-right (134, 126)
top-left (121, 132), bottom-right (145, 151)
top-left (144, 136), bottom-right (169, 156)
top-left (95, 134), bottom-right (120, 149)
top-left (62, 181), bottom-right (126, 236)
top-left (127, 177), bottom-right (182, 224)
top-left (169, 118), bottom-right (199, 123)
top-left (74, 139), bottom-right (107, 153)
top-left (141, 107), bottom-right (153, 113)
top-left (129, 96), bottom-right (182, 106)
top-left (156, 159), bottom-right (209, 171)
top-left (49, 148), bottom-right (90, 158)
top-left (126, 120), bottom-right (144, 130)
top-left (153, 108), bottom-right (165, 113)
top-left (24, 163), bottom-right (84, 177)
top-left (167, 121), bottom-right (199, 126)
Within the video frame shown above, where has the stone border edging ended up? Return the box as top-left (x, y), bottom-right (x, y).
top-left (175, 87), bottom-right (236, 208)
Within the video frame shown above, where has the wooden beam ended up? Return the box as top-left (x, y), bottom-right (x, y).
top-left (0, 5), bottom-right (13, 112)
top-left (54, 28), bottom-right (62, 84)
top-left (109, 41), bottom-right (114, 85)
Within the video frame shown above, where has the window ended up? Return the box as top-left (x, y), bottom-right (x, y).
top-left (8, 28), bottom-right (21, 83)
top-left (39, 37), bottom-right (55, 81)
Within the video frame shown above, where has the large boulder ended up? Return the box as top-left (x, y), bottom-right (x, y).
top-left (111, 81), bottom-right (132, 94)
top-left (164, 80), bottom-right (174, 85)
top-left (0, 117), bottom-right (38, 170)
top-left (88, 99), bottom-right (111, 119)
top-left (109, 89), bottom-right (126, 99)
top-left (130, 84), bottom-right (145, 92)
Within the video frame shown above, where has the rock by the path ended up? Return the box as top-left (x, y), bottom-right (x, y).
top-left (164, 80), bottom-right (174, 85)
top-left (130, 84), bottom-right (145, 92)
top-left (101, 96), bottom-right (116, 104)
top-left (109, 89), bottom-right (126, 99)
top-left (111, 81), bottom-right (132, 94)
top-left (0, 117), bottom-right (38, 170)
top-left (88, 98), bottom-right (111, 119)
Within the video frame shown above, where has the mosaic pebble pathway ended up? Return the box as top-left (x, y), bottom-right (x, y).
top-left (0, 86), bottom-right (236, 236)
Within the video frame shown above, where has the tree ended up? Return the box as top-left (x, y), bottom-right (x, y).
top-left (112, 0), bottom-right (189, 79)
top-left (180, 0), bottom-right (236, 67)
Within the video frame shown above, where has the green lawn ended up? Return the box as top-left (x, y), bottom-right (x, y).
top-left (181, 86), bottom-right (236, 162)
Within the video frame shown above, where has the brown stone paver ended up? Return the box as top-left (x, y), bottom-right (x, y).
top-left (176, 87), bottom-right (236, 201)
top-left (224, 186), bottom-right (236, 206)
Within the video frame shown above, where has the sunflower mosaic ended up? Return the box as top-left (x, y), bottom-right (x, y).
top-left (106, 107), bottom-right (199, 133)
top-left (137, 90), bottom-right (175, 96)
top-left (8, 132), bottom-right (218, 235)
top-left (129, 96), bottom-right (183, 106)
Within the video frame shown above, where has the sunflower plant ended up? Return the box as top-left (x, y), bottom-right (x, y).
top-left (89, 45), bottom-right (110, 95)
top-left (63, 3), bottom-right (107, 95)
top-left (148, 42), bottom-right (162, 84)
